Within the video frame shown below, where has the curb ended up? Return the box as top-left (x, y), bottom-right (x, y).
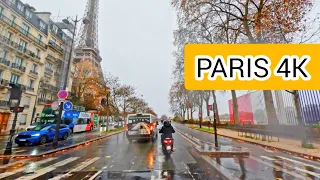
top-left (185, 125), bottom-right (320, 161)
top-left (0, 130), bottom-right (125, 159)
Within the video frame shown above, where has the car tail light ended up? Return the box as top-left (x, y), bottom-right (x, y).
top-left (126, 124), bottom-right (128, 131)
top-left (150, 123), bottom-right (153, 131)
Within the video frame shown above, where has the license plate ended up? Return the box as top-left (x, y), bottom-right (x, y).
top-left (19, 139), bottom-right (26, 141)
top-left (166, 146), bottom-right (171, 150)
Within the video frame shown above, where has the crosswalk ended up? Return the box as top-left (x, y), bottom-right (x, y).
top-left (0, 154), bottom-right (319, 179)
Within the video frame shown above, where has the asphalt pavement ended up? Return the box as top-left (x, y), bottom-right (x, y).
top-left (0, 124), bottom-right (224, 179)
top-left (0, 123), bottom-right (319, 179)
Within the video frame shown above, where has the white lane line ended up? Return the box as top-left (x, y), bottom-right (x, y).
top-left (262, 156), bottom-right (320, 178)
top-left (201, 155), bottom-right (240, 180)
top-left (292, 156), bottom-right (320, 166)
top-left (15, 157), bottom-right (79, 180)
top-left (176, 131), bottom-right (200, 147)
top-left (251, 156), bottom-right (305, 179)
top-left (0, 157), bottom-right (57, 179)
top-left (275, 156), bottom-right (320, 170)
top-left (49, 157), bottom-right (100, 180)
top-left (88, 170), bottom-right (102, 180)
top-left (183, 162), bottom-right (195, 180)
top-left (0, 159), bottom-right (29, 169)
top-left (261, 156), bottom-right (275, 161)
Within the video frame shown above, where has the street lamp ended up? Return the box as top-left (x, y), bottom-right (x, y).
top-left (53, 15), bottom-right (90, 148)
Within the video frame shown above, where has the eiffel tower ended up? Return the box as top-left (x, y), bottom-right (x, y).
top-left (74, 0), bottom-right (103, 79)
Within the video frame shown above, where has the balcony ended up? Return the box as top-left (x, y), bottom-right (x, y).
top-left (46, 54), bottom-right (56, 62)
top-left (48, 40), bottom-right (64, 54)
top-left (0, 13), bottom-right (47, 50)
top-left (26, 86), bottom-right (34, 92)
top-left (39, 82), bottom-right (59, 92)
top-left (24, 104), bottom-right (30, 108)
top-left (0, 100), bottom-right (9, 107)
top-left (0, 35), bottom-right (40, 62)
top-left (37, 98), bottom-right (53, 105)
top-left (0, 58), bottom-right (10, 68)
top-left (11, 63), bottom-right (26, 72)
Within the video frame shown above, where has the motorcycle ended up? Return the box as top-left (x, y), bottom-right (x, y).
top-left (161, 137), bottom-right (173, 155)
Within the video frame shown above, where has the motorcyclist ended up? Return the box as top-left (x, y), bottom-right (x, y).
top-left (159, 120), bottom-right (175, 151)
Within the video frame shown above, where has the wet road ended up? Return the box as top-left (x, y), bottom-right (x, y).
top-left (0, 125), bottom-right (225, 180)
top-left (174, 123), bottom-right (320, 180)
top-left (0, 126), bottom-right (115, 156)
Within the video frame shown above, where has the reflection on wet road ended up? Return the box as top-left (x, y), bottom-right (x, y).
top-left (0, 123), bottom-right (319, 179)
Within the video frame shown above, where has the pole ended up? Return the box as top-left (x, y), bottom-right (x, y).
top-left (5, 87), bottom-right (22, 153)
top-left (106, 93), bottom-right (109, 132)
top-left (30, 79), bottom-right (42, 125)
top-left (213, 103), bottom-right (218, 148)
top-left (53, 15), bottom-right (78, 148)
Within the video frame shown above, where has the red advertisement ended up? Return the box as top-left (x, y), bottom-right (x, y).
top-left (228, 94), bottom-right (254, 125)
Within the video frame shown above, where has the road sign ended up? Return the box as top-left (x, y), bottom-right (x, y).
top-left (63, 102), bottom-right (73, 111)
top-left (57, 90), bottom-right (68, 99)
top-left (51, 101), bottom-right (59, 110)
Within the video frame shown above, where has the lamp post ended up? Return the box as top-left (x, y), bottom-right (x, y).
top-left (53, 15), bottom-right (90, 148)
top-left (4, 84), bottom-right (24, 154)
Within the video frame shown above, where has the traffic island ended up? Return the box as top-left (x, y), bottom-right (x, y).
top-left (195, 144), bottom-right (250, 157)
top-left (0, 130), bottom-right (125, 159)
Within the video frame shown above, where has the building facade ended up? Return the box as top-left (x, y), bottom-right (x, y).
top-left (0, 0), bottom-right (74, 133)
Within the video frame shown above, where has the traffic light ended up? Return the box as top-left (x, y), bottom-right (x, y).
top-left (10, 107), bottom-right (24, 113)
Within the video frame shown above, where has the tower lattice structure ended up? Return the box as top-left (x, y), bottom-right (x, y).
top-left (74, 0), bottom-right (103, 79)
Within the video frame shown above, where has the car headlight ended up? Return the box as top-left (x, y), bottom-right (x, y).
top-left (31, 133), bottom-right (40, 137)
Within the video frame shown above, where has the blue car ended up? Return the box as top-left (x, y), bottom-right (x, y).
top-left (15, 124), bottom-right (70, 146)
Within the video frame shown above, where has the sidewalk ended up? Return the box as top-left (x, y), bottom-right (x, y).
top-left (217, 128), bottom-right (320, 158)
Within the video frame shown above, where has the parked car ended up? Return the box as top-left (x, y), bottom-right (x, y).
top-left (15, 124), bottom-right (70, 146)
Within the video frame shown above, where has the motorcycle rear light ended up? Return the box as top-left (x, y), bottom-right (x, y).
top-left (163, 140), bottom-right (172, 144)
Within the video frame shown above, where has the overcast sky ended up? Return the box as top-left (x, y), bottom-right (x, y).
top-left (23, 0), bottom-right (176, 116)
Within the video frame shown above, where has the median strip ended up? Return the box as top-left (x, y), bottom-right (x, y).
top-left (0, 130), bottom-right (125, 159)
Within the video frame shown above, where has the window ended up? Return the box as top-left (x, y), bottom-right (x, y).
top-left (45, 63), bottom-right (53, 70)
top-left (20, 114), bottom-right (27, 125)
top-left (62, 34), bottom-right (67, 42)
top-left (14, 57), bottom-right (23, 66)
top-left (21, 23), bottom-right (29, 35)
top-left (24, 96), bottom-right (30, 106)
top-left (49, 37), bottom-right (56, 44)
top-left (0, 6), bottom-right (4, 16)
top-left (17, 2), bottom-right (24, 11)
top-left (28, 79), bottom-right (34, 88)
top-left (53, 25), bottom-right (58, 34)
top-left (39, 93), bottom-right (46, 99)
top-left (36, 49), bottom-right (40, 57)
top-left (10, 15), bottom-right (15, 26)
top-left (18, 39), bottom-right (27, 50)
top-left (7, 31), bottom-right (12, 41)
top-left (1, 50), bottom-right (7, 59)
top-left (10, 74), bottom-right (19, 84)
top-left (31, 63), bottom-right (38, 72)
top-left (39, 20), bottom-right (45, 31)
top-left (37, 34), bottom-right (42, 44)
top-left (25, 9), bottom-right (32, 20)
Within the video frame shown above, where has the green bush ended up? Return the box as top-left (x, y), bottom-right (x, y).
top-left (187, 119), bottom-right (196, 124)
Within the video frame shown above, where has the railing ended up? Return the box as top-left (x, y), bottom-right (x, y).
top-left (29, 70), bottom-right (38, 75)
top-left (0, 58), bottom-right (10, 66)
top-left (46, 54), bottom-right (56, 60)
top-left (0, 13), bottom-right (47, 49)
top-left (0, 35), bottom-right (39, 60)
top-left (26, 86), bottom-right (34, 91)
top-left (0, 78), bottom-right (9, 86)
top-left (37, 98), bottom-right (52, 104)
top-left (48, 40), bottom-right (63, 53)
top-left (24, 104), bottom-right (30, 108)
top-left (39, 82), bottom-right (59, 92)
top-left (45, 68), bottom-right (53, 74)
top-left (11, 63), bottom-right (26, 72)
top-left (0, 100), bottom-right (9, 107)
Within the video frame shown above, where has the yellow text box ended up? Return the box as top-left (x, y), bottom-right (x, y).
top-left (184, 44), bottom-right (320, 90)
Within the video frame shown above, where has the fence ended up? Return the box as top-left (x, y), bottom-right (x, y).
top-left (225, 90), bottom-right (320, 126)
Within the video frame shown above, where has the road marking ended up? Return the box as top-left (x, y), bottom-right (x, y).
top-left (15, 157), bottom-right (79, 180)
top-left (88, 170), bottom-right (102, 180)
top-left (261, 156), bottom-right (275, 161)
top-left (261, 156), bottom-right (320, 178)
top-left (49, 157), bottom-right (100, 180)
top-left (275, 156), bottom-right (320, 170)
top-left (183, 163), bottom-right (195, 180)
top-left (201, 155), bottom-right (240, 180)
top-left (251, 156), bottom-right (305, 179)
top-left (0, 157), bottom-right (57, 179)
top-left (0, 159), bottom-right (29, 169)
top-left (176, 131), bottom-right (200, 147)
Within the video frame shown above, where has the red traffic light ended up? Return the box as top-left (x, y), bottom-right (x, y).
top-left (10, 107), bottom-right (24, 113)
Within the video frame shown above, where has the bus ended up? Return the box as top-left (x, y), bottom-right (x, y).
top-left (28, 104), bottom-right (98, 133)
top-left (126, 113), bottom-right (158, 142)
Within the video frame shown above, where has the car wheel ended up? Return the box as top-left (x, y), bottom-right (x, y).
top-left (39, 136), bottom-right (47, 145)
top-left (70, 128), bottom-right (73, 134)
top-left (62, 132), bottom-right (68, 140)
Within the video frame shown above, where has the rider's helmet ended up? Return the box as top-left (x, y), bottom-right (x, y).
top-left (163, 120), bottom-right (170, 125)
